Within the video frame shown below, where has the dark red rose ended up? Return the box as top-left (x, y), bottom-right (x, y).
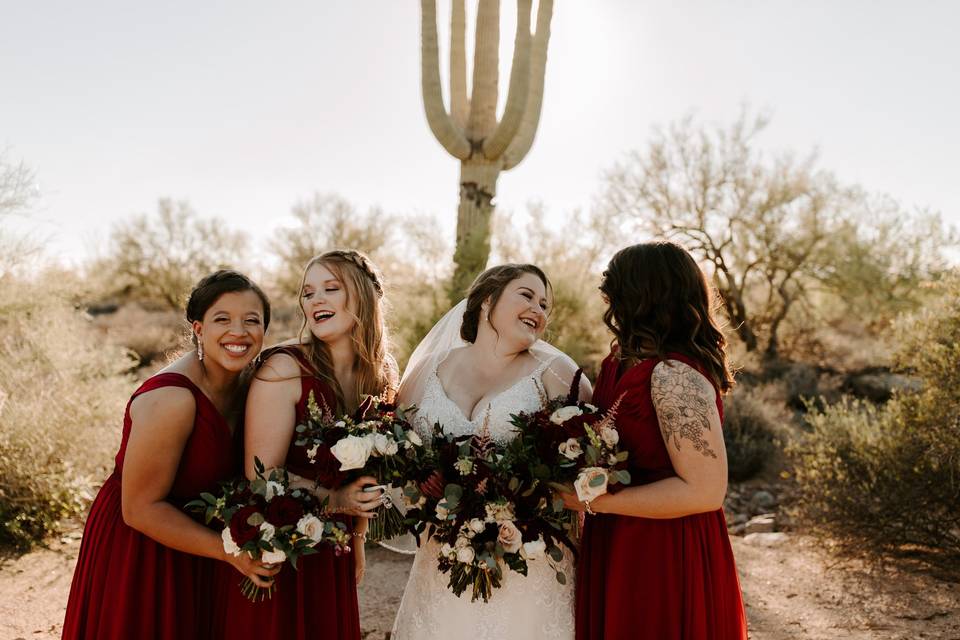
top-left (229, 505), bottom-right (263, 546)
top-left (265, 495), bottom-right (305, 527)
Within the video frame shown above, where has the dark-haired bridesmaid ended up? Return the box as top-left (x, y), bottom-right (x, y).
top-left (562, 242), bottom-right (748, 640)
top-left (62, 270), bottom-right (280, 640)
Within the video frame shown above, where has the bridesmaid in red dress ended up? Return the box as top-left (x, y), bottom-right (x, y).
top-left (562, 242), bottom-right (748, 640)
top-left (215, 250), bottom-right (397, 640)
top-left (62, 270), bottom-right (278, 640)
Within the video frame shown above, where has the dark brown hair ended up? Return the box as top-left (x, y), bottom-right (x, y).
top-left (295, 249), bottom-right (394, 410)
top-left (186, 270), bottom-right (271, 346)
top-left (461, 263), bottom-right (552, 343)
top-left (600, 242), bottom-right (733, 392)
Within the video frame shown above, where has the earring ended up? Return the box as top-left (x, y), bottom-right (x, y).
top-left (197, 336), bottom-right (204, 361)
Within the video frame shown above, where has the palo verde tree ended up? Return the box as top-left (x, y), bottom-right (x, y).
top-left (420, 0), bottom-right (554, 302)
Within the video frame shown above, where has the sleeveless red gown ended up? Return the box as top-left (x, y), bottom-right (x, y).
top-left (576, 352), bottom-right (748, 640)
top-left (62, 372), bottom-right (239, 640)
top-left (213, 346), bottom-right (360, 640)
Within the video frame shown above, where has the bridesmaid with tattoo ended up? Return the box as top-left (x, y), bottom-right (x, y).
top-left (562, 242), bottom-right (747, 640)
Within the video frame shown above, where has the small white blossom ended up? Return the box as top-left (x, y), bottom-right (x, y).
top-left (259, 521), bottom-right (276, 542)
top-left (264, 481), bottom-right (285, 501)
top-left (454, 457), bottom-right (474, 475)
top-left (456, 546), bottom-right (476, 565)
top-left (296, 514), bottom-right (325, 544)
top-left (306, 443), bottom-right (319, 462)
top-left (484, 501), bottom-right (516, 523)
top-left (600, 426), bottom-right (619, 447)
top-left (261, 548), bottom-right (286, 564)
top-left (221, 527), bottom-right (241, 556)
top-left (574, 467), bottom-right (609, 503)
top-left (550, 405), bottom-right (583, 425)
top-left (520, 536), bottom-right (547, 560)
top-left (558, 438), bottom-right (584, 460)
top-left (406, 430), bottom-right (423, 447)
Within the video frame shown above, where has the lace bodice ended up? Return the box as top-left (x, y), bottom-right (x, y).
top-left (413, 356), bottom-right (554, 444)
top-left (391, 355), bottom-right (576, 640)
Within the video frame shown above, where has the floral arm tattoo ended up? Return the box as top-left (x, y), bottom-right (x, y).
top-left (650, 361), bottom-right (718, 459)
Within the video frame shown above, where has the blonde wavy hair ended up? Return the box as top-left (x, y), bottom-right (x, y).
top-left (295, 249), bottom-right (395, 410)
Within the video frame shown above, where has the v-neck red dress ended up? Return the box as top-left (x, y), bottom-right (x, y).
top-left (575, 352), bottom-right (748, 640)
top-left (62, 372), bottom-right (239, 640)
top-left (213, 346), bottom-right (360, 640)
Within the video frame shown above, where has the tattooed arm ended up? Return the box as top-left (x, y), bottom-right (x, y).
top-left (559, 360), bottom-right (728, 518)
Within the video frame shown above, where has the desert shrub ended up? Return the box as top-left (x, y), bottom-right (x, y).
top-left (93, 303), bottom-right (186, 368)
top-left (722, 386), bottom-right (781, 481)
top-left (789, 276), bottom-right (960, 569)
top-left (0, 273), bottom-right (134, 549)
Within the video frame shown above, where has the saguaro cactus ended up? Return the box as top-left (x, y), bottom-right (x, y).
top-left (421, 0), bottom-right (554, 302)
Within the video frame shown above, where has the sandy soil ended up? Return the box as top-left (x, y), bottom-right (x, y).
top-left (1, 529), bottom-right (957, 640)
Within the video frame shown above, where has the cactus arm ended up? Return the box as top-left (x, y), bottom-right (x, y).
top-left (481, 0), bottom-right (532, 160)
top-left (421, 0), bottom-right (470, 159)
top-left (450, 0), bottom-right (469, 130)
top-left (503, 0), bottom-right (553, 170)
top-left (466, 0), bottom-right (500, 141)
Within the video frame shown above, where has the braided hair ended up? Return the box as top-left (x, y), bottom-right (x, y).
top-left (294, 249), bottom-right (395, 409)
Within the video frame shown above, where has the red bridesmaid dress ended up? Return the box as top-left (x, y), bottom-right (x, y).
top-left (62, 372), bottom-right (239, 640)
top-left (214, 346), bottom-right (360, 640)
top-left (576, 351), bottom-right (748, 640)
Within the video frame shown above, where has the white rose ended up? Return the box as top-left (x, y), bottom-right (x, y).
top-left (468, 518), bottom-right (486, 535)
top-left (368, 433), bottom-right (392, 456)
top-left (550, 405), bottom-right (583, 425)
top-left (221, 527), bottom-right (241, 556)
top-left (558, 438), bottom-right (584, 460)
top-left (264, 480), bottom-right (285, 500)
top-left (484, 501), bottom-right (516, 523)
top-left (440, 542), bottom-right (456, 559)
top-left (260, 548), bottom-right (286, 564)
top-left (384, 439), bottom-right (399, 456)
top-left (259, 521), bottom-right (276, 542)
top-left (296, 514), bottom-right (325, 544)
top-left (574, 467), bottom-right (609, 503)
top-left (456, 546), bottom-right (475, 565)
top-left (454, 535), bottom-right (471, 549)
top-left (330, 435), bottom-right (373, 471)
top-left (520, 536), bottom-right (546, 560)
top-left (600, 426), bottom-right (620, 447)
top-left (406, 430), bottom-right (423, 447)
top-left (497, 520), bottom-right (523, 554)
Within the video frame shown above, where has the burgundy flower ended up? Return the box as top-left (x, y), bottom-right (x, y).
top-left (265, 495), bottom-right (305, 527)
top-left (229, 505), bottom-right (262, 546)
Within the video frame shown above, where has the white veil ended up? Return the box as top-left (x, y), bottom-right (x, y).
top-left (399, 299), bottom-right (580, 408)
top-left (379, 300), bottom-right (587, 555)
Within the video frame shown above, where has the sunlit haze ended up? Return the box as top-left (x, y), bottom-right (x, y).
top-left (3, 1), bottom-right (958, 268)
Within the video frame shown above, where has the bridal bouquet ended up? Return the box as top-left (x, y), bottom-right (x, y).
top-left (294, 392), bottom-right (427, 542)
top-left (407, 417), bottom-right (574, 603)
top-left (506, 369), bottom-right (631, 511)
top-left (187, 458), bottom-right (351, 601)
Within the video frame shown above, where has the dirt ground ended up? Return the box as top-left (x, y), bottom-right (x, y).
top-left (1, 528), bottom-right (957, 640)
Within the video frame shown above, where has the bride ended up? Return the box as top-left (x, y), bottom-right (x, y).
top-left (391, 264), bottom-right (591, 640)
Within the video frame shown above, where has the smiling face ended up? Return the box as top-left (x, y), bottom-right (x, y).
top-left (300, 262), bottom-right (358, 345)
top-left (484, 272), bottom-right (550, 351)
top-left (193, 290), bottom-right (266, 372)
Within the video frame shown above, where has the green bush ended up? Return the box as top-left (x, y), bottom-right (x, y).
top-left (0, 273), bottom-right (133, 549)
top-left (789, 276), bottom-right (960, 569)
top-left (722, 386), bottom-right (781, 481)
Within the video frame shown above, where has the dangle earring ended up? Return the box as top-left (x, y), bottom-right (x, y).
top-left (196, 334), bottom-right (204, 361)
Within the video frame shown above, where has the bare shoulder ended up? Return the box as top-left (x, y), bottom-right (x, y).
top-left (650, 359), bottom-right (719, 458)
top-left (541, 352), bottom-right (593, 400)
top-left (257, 350), bottom-right (304, 383)
top-left (129, 385), bottom-right (196, 433)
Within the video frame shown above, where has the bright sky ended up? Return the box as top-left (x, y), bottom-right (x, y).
top-left (3, 1), bottom-right (959, 267)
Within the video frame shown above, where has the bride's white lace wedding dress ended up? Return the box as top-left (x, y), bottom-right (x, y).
top-left (390, 355), bottom-right (576, 640)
